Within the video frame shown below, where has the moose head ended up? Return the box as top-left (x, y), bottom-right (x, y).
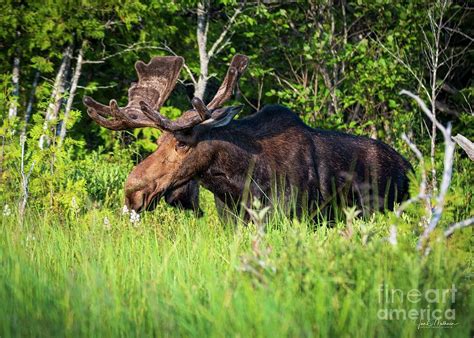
top-left (84, 55), bottom-right (249, 213)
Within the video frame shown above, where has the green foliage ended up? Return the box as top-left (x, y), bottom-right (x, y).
top-left (74, 147), bottom-right (133, 206)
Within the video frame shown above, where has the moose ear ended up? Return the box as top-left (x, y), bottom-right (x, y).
top-left (201, 105), bottom-right (243, 129)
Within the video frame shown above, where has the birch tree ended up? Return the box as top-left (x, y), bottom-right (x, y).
top-left (193, 1), bottom-right (242, 99)
top-left (59, 41), bottom-right (86, 145)
top-left (39, 44), bottom-right (72, 149)
top-left (8, 52), bottom-right (20, 119)
top-left (24, 71), bottom-right (40, 129)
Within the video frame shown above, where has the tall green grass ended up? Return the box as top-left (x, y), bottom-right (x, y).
top-left (0, 191), bottom-right (472, 337)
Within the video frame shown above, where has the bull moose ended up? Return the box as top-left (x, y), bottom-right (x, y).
top-left (83, 54), bottom-right (412, 221)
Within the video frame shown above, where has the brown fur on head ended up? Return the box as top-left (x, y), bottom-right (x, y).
top-left (124, 132), bottom-right (201, 212)
top-left (123, 106), bottom-right (242, 212)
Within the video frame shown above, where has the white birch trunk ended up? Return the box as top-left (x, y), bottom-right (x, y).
top-left (39, 44), bottom-right (72, 149)
top-left (195, 1), bottom-right (209, 99)
top-left (59, 41), bottom-right (85, 144)
top-left (8, 55), bottom-right (20, 119)
top-left (24, 71), bottom-right (40, 127)
top-left (194, 2), bottom-right (241, 100)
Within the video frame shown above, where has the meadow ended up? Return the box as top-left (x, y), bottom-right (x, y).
top-left (1, 171), bottom-right (472, 337)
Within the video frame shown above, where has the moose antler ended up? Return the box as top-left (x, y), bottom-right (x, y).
top-left (191, 54), bottom-right (249, 119)
top-left (85, 54), bottom-right (249, 132)
top-left (83, 56), bottom-right (184, 130)
top-left (140, 54), bottom-right (249, 131)
top-left (207, 54), bottom-right (249, 109)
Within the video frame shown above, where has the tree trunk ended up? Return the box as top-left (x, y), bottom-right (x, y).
top-left (39, 44), bottom-right (72, 149)
top-left (24, 70), bottom-right (40, 129)
top-left (194, 2), bottom-right (241, 100)
top-left (8, 55), bottom-right (20, 119)
top-left (195, 1), bottom-right (210, 99)
top-left (59, 41), bottom-right (85, 145)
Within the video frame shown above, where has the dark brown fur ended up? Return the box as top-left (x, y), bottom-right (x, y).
top-left (124, 104), bottom-right (413, 218)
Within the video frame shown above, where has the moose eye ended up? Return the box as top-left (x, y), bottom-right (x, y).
top-left (175, 141), bottom-right (188, 151)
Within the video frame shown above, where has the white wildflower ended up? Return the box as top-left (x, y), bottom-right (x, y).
top-left (130, 210), bottom-right (140, 225)
top-left (3, 204), bottom-right (11, 217)
top-left (122, 205), bottom-right (130, 215)
top-left (103, 216), bottom-right (111, 230)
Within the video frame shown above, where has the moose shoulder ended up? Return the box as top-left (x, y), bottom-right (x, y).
top-left (84, 54), bottom-right (412, 220)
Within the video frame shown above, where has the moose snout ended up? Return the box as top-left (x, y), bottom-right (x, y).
top-left (124, 173), bottom-right (150, 212)
top-left (124, 188), bottom-right (145, 212)
top-left (124, 172), bottom-right (165, 212)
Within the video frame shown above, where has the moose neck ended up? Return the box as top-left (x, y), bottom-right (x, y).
top-left (196, 127), bottom-right (258, 207)
top-left (193, 113), bottom-right (323, 213)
